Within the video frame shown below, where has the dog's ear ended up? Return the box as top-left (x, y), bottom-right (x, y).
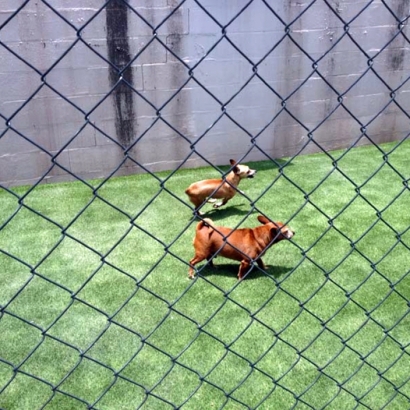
top-left (270, 227), bottom-right (280, 240)
top-left (230, 159), bottom-right (240, 174)
top-left (257, 215), bottom-right (271, 225)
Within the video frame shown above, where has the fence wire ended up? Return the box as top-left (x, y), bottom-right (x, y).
top-left (1, 0), bottom-right (410, 409)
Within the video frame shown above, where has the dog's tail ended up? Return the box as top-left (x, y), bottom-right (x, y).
top-left (196, 218), bottom-right (215, 236)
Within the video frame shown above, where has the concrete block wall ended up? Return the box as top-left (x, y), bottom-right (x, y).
top-left (1, 0), bottom-right (409, 186)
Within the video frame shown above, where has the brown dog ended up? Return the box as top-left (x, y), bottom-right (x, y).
top-left (185, 159), bottom-right (256, 215)
top-left (188, 215), bottom-right (295, 280)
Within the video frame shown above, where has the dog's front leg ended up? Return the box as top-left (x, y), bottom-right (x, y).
top-left (238, 260), bottom-right (251, 280)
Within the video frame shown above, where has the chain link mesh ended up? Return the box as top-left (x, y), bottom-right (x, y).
top-left (1, 0), bottom-right (410, 409)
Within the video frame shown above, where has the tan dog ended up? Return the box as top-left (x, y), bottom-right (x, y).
top-left (188, 215), bottom-right (295, 280)
top-left (185, 159), bottom-right (256, 215)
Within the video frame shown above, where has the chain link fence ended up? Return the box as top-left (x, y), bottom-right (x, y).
top-left (1, 0), bottom-right (410, 409)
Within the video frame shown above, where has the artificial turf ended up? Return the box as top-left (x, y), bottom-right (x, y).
top-left (0, 140), bottom-right (410, 409)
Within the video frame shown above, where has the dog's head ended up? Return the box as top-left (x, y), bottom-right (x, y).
top-left (257, 215), bottom-right (295, 243)
top-left (230, 159), bottom-right (257, 179)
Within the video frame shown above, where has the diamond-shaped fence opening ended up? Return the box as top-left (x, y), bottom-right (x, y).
top-left (1, 0), bottom-right (410, 408)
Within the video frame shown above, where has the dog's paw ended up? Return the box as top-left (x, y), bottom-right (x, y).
top-left (207, 198), bottom-right (217, 203)
top-left (213, 202), bottom-right (223, 208)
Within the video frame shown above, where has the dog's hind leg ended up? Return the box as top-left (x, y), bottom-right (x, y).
top-left (188, 255), bottom-right (206, 279)
top-left (256, 258), bottom-right (267, 271)
top-left (207, 256), bottom-right (216, 269)
top-left (213, 198), bottom-right (229, 209)
top-left (189, 197), bottom-right (205, 216)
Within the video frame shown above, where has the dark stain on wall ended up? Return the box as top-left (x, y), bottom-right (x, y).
top-left (106, 0), bottom-right (135, 146)
top-left (390, 48), bottom-right (405, 71)
top-left (165, 8), bottom-right (191, 162)
top-left (388, 0), bottom-right (410, 71)
top-left (396, 0), bottom-right (410, 20)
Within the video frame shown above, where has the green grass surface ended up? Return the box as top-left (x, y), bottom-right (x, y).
top-left (1, 141), bottom-right (410, 409)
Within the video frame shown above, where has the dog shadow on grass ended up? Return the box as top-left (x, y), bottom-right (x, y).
top-left (194, 203), bottom-right (254, 222)
top-left (197, 263), bottom-right (292, 280)
top-left (217, 158), bottom-right (290, 173)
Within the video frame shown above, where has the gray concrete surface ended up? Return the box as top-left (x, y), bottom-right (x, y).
top-left (1, 0), bottom-right (409, 186)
